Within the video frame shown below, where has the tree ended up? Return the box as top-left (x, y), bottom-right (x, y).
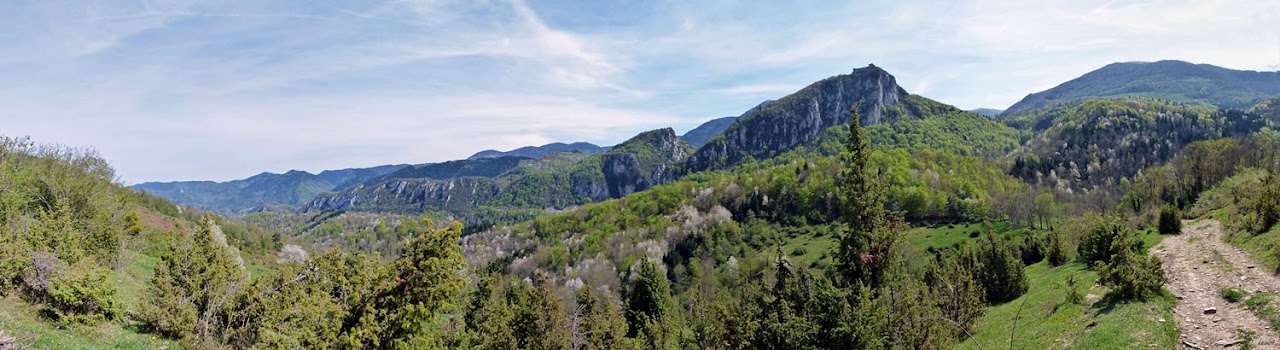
top-left (344, 219), bottom-right (467, 349)
top-left (466, 275), bottom-right (517, 350)
top-left (964, 226), bottom-right (1028, 303)
top-left (1157, 204), bottom-right (1183, 234)
top-left (1098, 233), bottom-right (1165, 300)
top-left (140, 217), bottom-right (248, 345)
top-left (834, 104), bottom-right (897, 288)
top-left (625, 259), bottom-right (678, 349)
top-left (1033, 192), bottom-right (1058, 229)
top-left (511, 272), bottom-right (571, 350)
top-left (1077, 217), bottom-right (1133, 267)
top-left (574, 286), bottom-right (627, 350)
top-left (923, 254), bottom-right (985, 339)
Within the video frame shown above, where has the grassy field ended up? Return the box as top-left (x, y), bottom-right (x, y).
top-left (905, 220), bottom-right (1027, 253)
top-left (896, 221), bottom-right (1178, 349)
top-left (958, 262), bottom-right (1177, 350)
top-left (0, 252), bottom-right (176, 349)
top-left (0, 245), bottom-right (274, 349)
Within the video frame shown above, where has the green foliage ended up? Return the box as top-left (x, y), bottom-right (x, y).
top-left (868, 95), bottom-right (1021, 158)
top-left (510, 273), bottom-right (571, 350)
top-left (1076, 216), bottom-right (1132, 267)
top-left (923, 254), bottom-right (986, 339)
top-left (352, 220), bottom-right (466, 348)
top-left (963, 227), bottom-right (1028, 303)
top-left (1063, 274), bottom-right (1083, 305)
top-left (575, 286), bottom-right (627, 350)
top-left (466, 275), bottom-right (517, 350)
top-left (625, 259), bottom-right (678, 347)
top-left (1158, 204), bottom-right (1182, 234)
top-left (45, 262), bottom-right (122, 324)
top-left (1011, 98), bottom-right (1271, 191)
top-left (1222, 287), bottom-right (1245, 303)
top-left (834, 105), bottom-right (897, 288)
top-left (139, 218), bottom-right (248, 343)
top-left (1046, 230), bottom-right (1072, 267)
top-left (1096, 231), bottom-right (1165, 300)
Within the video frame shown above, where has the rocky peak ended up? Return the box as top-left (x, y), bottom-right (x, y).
top-left (685, 64), bottom-right (910, 172)
top-left (601, 128), bottom-right (694, 198)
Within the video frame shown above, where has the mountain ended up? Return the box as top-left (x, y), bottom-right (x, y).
top-left (316, 164), bottom-right (411, 189)
top-left (685, 64), bottom-right (973, 172)
top-left (969, 108), bottom-right (1003, 118)
top-left (1009, 98), bottom-right (1274, 191)
top-left (603, 128), bottom-right (694, 198)
top-left (1002, 60), bottom-right (1280, 117)
top-left (305, 128), bottom-right (693, 223)
top-left (133, 164), bottom-right (407, 214)
top-left (372, 156), bottom-right (529, 183)
top-left (134, 170), bottom-right (332, 214)
top-left (679, 117), bottom-right (738, 148)
top-left (468, 142), bottom-right (605, 160)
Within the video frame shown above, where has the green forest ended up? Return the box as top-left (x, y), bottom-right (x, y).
top-left (5, 94), bottom-right (1280, 349)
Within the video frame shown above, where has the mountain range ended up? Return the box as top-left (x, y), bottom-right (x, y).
top-left (1002, 60), bottom-right (1280, 116)
top-left (133, 60), bottom-right (1280, 221)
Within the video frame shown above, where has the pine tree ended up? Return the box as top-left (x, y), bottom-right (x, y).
top-left (349, 219), bottom-right (467, 349)
top-left (964, 225), bottom-right (1028, 303)
top-left (574, 286), bottom-right (627, 350)
top-left (511, 272), bottom-right (571, 350)
top-left (626, 259), bottom-right (679, 349)
top-left (140, 217), bottom-right (248, 345)
top-left (466, 275), bottom-right (517, 350)
top-left (834, 103), bottom-right (898, 288)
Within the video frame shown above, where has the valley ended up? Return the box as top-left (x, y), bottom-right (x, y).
top-left (4, 58), bottom-right (1280, 349)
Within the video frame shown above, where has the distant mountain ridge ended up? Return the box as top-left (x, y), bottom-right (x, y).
top-left (969, 108), bottom-right (1003, 118)
top-left (678, 116), bottom-right (737, 148)
top-left (305, 128), bottom-right (694, 222)
top-left (468, 142), bottom-right (606, 160)
top-left (1002, 60), bottom-right (1280, 116)
top-left (133, 164), bottom-right (408, 214)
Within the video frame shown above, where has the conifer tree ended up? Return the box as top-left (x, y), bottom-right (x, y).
top-left (834, 103), bottom-right (898, 288)
top-left (574, 286), bottom-right (627, 350)
top-left (626, 259), bottom-right (679, 349)
top-left (466, 275), bottom-right (517, 350)
top-left (140, 217), bottom-right (248, 344)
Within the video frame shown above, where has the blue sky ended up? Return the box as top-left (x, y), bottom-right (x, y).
top-left (2, 0), bottom-right (1278, 183)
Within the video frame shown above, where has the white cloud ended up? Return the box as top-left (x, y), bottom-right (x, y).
top-left (2, 0), bottom-right (1278, 182)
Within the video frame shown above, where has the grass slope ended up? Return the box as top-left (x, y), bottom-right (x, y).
top-left (0, 252), bottom-right (176, 349)
top-left (958, 262), bottom-right (1177, 350)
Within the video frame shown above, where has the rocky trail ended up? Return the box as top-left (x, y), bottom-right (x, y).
top-left (1151, 219), bottom-right (1280, 349)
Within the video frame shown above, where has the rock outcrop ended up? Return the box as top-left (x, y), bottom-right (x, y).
top-left (602, 128), bottom-right (693, 198)
top-left (685, 64), bottom-right (910, 172)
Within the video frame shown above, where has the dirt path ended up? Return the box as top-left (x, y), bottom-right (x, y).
top-left (1151, 219), bottom-right (1280, 349)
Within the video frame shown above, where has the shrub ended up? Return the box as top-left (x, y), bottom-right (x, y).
top-left (46, 263), bottom-right (122, 324)
top-left (791, 247), bottom-right (807, 256)
top-left (1063, 275), bottom-right (1083, 305)
top-left (1018, 235), bottom-right (1046, 265)
top-left (1077, 217), bottom-right (1132, 267)
top-left (963, 231), bottom-right (1027, 303)
top-left (1097, 233), bottom-right (1165, 300)
top-left (1157, 204), bottom-right (1182, 235)
top-left (1045, 231), bottom-right (1071, 267)
top-left (1222, 287), bottom-right (1246, 303)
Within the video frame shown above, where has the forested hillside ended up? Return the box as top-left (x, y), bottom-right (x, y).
top-left (1002, 60), bottom-right (1280, 116)
top-left (11, 57), bottom-right (1280, 349)
top-left (1008, 98), bottom-right (1276, 192)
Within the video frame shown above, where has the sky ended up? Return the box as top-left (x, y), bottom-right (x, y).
top-left (2, 0), bottom-right (1278, 183)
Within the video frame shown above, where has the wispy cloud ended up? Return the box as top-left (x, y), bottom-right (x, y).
top-left (1, 0), bottom-right (1277, 182)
